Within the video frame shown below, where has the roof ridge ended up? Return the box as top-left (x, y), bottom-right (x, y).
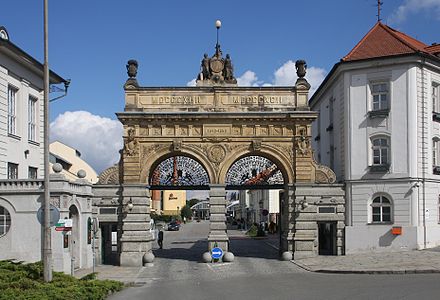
top-left (380, 23), bottom-right (426, 52)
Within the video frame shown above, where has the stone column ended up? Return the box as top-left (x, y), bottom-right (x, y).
top-left (120, 184), bottom-right (154, 266)
top-left (280, 185), bottom-right (295, 254)
top-left (207, 185), bottom-right (229, 252)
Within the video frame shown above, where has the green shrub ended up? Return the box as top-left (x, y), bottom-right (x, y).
top-left (0, 260), bottom-right (123, 300)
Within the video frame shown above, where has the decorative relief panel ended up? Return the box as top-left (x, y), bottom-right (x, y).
top-left (124, 127), bottom-right (139, 157)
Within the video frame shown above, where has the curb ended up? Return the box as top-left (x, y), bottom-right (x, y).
top-left (291, 260), bottom-right (440, 274)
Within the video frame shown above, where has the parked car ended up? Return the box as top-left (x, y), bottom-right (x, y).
top-left (167, 222), bottom-right (180, 231)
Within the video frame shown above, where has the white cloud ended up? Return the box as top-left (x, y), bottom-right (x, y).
top-left (50, 111), bottom-right (123, 174)
top-left (185, 60), bottom-right (326, 95)
top-left (186, 78), bottom-right (196, 86)
top-left (237, 70), bottom-right (259, 86)
top-left (389, 0), bottom-right (440, 23)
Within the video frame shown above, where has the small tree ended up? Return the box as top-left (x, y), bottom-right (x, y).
top-left (180, 205), bottom-right (192, 220)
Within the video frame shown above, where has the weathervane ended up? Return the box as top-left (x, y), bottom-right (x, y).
top-left (377, 0), bottom-right (383, 22)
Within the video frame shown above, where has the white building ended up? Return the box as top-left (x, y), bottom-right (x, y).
top-left (0, 26), bottom-right (66, 179)
top-left (310, 22), bottom-right (440, 253)
top-left (0, 26), bottom-right (94, 273)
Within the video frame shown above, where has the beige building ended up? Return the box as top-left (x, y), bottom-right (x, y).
top-left (49, 141), bottom-right (98, 183)
top-left (162, 190), bottom-right (186, 215)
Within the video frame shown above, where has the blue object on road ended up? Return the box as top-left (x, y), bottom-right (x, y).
top-left (211, 247), bottom-right (223, 259)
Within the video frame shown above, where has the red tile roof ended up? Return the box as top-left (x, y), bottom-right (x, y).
top-left (342, 22), bottom-right (438, 61)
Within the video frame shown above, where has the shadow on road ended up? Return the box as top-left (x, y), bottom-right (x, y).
top-left (152, 239), bottom-right (208, 262)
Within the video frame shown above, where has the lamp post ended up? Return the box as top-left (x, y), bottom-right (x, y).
top-left (42, 0), bottom-right (52, 282)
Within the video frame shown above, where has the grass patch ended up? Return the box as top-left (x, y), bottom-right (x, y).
top-left (0, 260), bottom-right (123, 300)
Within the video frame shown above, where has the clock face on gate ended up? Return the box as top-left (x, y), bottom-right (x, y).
top-left (225, 156), bottom-right (284, 187)
top-left (150, 156), bottom-right (209, 187)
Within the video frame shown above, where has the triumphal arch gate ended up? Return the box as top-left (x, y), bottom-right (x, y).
top-left (111, 46), bottom-right (344, 266)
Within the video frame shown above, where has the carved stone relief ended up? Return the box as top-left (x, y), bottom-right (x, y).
top-left (124, 127), bottom-right (139, 157)
top-left (98, 165), bottom-right (120, 184)
top-left (207, 145), bottom-right (226, 163)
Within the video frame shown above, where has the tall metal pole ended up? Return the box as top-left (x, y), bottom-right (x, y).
top-left (43, 0), bottom-right (52, 282)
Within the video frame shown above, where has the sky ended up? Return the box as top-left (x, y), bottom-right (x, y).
top-left (1, 0), bottom-right (440, 175)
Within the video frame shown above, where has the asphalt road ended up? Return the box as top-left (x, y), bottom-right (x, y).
top-left (109, 221), bottom-right (440, 300)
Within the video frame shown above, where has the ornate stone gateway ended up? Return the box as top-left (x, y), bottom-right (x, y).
top-left (113, 44), bottom-right (342, 266)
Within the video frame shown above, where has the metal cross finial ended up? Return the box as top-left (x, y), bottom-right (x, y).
top-left (377, 0), bottom-right (383, 22)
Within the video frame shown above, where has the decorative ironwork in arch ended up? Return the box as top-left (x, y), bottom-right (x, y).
top-left (225, 156), bottom-right (284, 188)
top-left (150, 156), bottom-right (209, 187)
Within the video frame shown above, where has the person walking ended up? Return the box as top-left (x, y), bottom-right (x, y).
top-left (157, 229), bottom-right (164, 249)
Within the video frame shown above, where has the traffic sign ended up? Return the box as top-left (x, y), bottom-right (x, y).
top-left (211, 247), bottom-right (223, 259)
top-left (36, 205), bottom-right (60, 227)
top-left (55, 219), bottom-right (72, 232)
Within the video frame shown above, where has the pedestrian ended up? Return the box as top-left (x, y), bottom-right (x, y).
top-left (158, 229), bottom-right (164, 249)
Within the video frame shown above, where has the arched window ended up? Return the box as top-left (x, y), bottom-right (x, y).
top-left (0, 206), bottom-right (11, 237)
top-left (370, 195), bottom-right (392, 223)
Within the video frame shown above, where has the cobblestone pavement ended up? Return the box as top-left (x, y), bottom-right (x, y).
top-left (293, 247), bottom-right (440, 274)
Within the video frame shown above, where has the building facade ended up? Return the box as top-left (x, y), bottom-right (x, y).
top-left (49, 141), bottom-right (99, 184)
top-left (310, 22), bottom-right (440, 253)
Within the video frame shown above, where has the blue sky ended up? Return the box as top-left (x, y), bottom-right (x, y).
top-left (2, 0), bottom-right (440, 173)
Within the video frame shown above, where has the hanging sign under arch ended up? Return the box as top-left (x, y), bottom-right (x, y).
top-left (150, 156), bottom-right (210, 187)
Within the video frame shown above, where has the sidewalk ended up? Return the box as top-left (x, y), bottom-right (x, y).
top-left (74, 265), bottom-right (144, 285)
top-left (292, 247), bottom-right (440, 274)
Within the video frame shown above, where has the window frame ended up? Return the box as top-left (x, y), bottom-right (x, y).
top-left (28, 95), bottom-right (38, 142)
top-left (369, 195), bottom-right (393, 224)
top-left (28, 167), bottom-right (38, 179)
top-left (0, 206), bottom-right (11, 237)
top-left (433, 83), bottom-right (439, 113)
top-left (7, 85), bottom-right (18, 136)
top-left (371, 82), bottom-right (389, 111)
top-left (7, 162), bottom-right (18, 179)
top-left (370, 136), bottom-right (390, 172)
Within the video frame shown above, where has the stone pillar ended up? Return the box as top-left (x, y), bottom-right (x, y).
top-left (120, 184), bottom-right (154, 266)
top-left (207, 185), bottom-right (229, 252)
top-left (280, 185), bottom-right (295, 254)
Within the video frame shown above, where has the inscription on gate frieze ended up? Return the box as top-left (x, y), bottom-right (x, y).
top-left (127, 89), bottom-right (298, 112)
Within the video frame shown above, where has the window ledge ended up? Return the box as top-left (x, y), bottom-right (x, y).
top-left (433, 112), bottom-right (440, 122)
top-left (8, 133), bottom-right (21, 141)
top-left (368, 109), bottom-right (389, 118)
top-left (369, 164), bottom-right (390, 172)
top-left (367, 222), bottom-right (393, 225)
top-left (28, 140), bottom-right (39, 146)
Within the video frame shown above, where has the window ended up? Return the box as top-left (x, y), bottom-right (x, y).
top-left (438, 196), bottom-right (440, 224)
top-left (28, 96), bottom-right (37, 142)
top-left (433, 83), bottom-right (440, 121)
top-left (29, 167), bottom-right (38, 179)
top-left (433, 83), bottom-right (439, 113)
top-left (0, 206), bottom-right (11, 237)
top-left (372, 137), bottom-right (389, 165)
top-left (7, 86), bottom-right (17, 135)
top-left (371, 83), bottom-right (389, 111)
top-left (7, 163), bottom-right (18, 179)
top-left (370, 195), bottom-right (392, 223)
top-left (87, 217), bottom-right (92, 244)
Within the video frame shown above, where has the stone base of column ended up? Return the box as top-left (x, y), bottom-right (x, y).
top-left (208, 185), bottom-right (229, 253)
top-left (119, 185), bottom-right (154, 267)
